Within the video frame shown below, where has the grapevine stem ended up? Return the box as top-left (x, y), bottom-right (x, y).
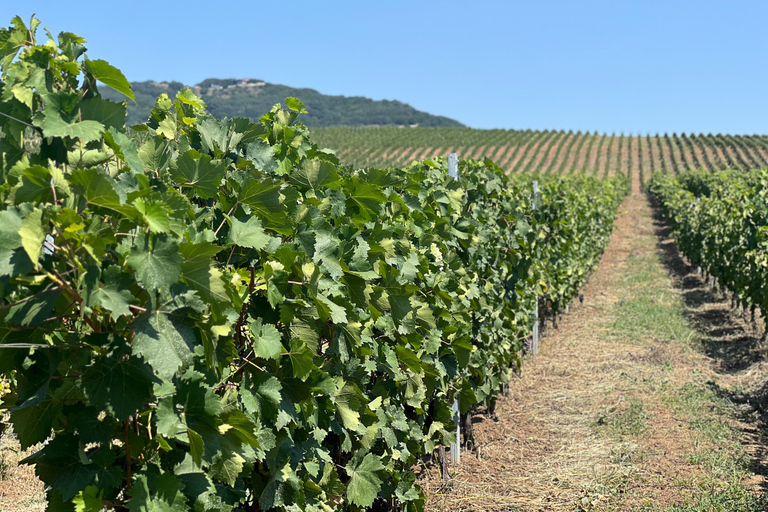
top-left (214, 203), bottom-right (238, 237)
top-left (124, 421), bottom-right (132, 490)
top-left (225, 246), bottom-right (236, 267)
top-left (0, 286), bottom-right (62, 309)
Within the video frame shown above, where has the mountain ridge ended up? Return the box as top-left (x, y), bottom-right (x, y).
top-left (102, 78), bottom-right (464, 128)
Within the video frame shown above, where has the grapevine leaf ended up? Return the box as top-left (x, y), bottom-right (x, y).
top-left (178, 242), bottom-right (228, 307)
top-left (14, 165), bottom-right (59, 203)
top-left (314, 293), bottom-right (347, 324)
top-left (132, 309), bottom-right (196, 378)
top-left (91, 266), bottom-right (134, 321)
top-left (388, 293), bottom-right (414, 331)
top-left (210, 452), bottom-right (245, 487)
top-left (290, 159), bottom-right (339, 190)
top-left (46, 491), bottom-right (76, 512)
top-left (22, 434), bottom-right (97, 501)
top-left (173, 459), bottom-right (221, 512)
top-left (345, 452), bottom-right (384, 508)
top-left (126, 234), bottom-right (183, 291)
top-left (227, 216), bottom-right (272, 250)
top-left (138, 137), bottom-right (172, 173)
top-left (241, 373), bottom-right (282, 420)
top-left (155, 397), bottom-right (183, 438)
top-left (79, 96), bottom-right (126, 130)
top-left (81, 349), bottom-right (156, 420)
top-left (219, 409), bottom-right (260, 446)
top-left (237, 176), bottom-right (284, 219)
top-left (244, 139), bottom-right (278, 173)
top-left (10, 399), bottom-right (61, 450)
top-left (188, 429), bottom-right (204, 468)
top-left (104, 127), bottom-right (145, 173)
top-left (133, 198), bottom-right (172, 233)
top-left (69, 168), bottom-right (132, 215)
top-left (288, 339), bottom-right (314, 381)
top-left (127, 473), bottom-right (188, 512)
top-left (343, 273), bottom-right (370, 309)
top-left (86, 58), bottom-right (135, 102)
top-left (452, 338), bottom-right (473, 367)
top-left (0, 16), bottom-right (28, 69)
top-left (41, 115), bottom-right (105, 142)
top-left (285, 97), bottom-right (307, 113)
top-left (6, 285), bottom-right (61, 326)
top-left (174, 370), bottom-right (222, 434)
top-left (170, 150), bottom-right (226, 198)
top-left (176, 88), bottom-right (205, 108)
top-left (346, 180), bottom-right (387, 220)
top-left (259, 460), bottom-right (304, 510)
top-left (250, 321), bottom-right (283, 360)
top-left (18, 207), bottom-right (44, 266)
top-left (333, 382), bottom-right (361, 430)
top-left (73, 485), bottom-right (104, 512)
top-left (0, 209), bottom-right (30, 275)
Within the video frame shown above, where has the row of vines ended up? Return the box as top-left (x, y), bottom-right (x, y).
top-left (312, 127), bottom-right (768, 180)
top-left (648, 169), bottom-right (768, 321)
top-left (0, 16), bottom-right (627, 512)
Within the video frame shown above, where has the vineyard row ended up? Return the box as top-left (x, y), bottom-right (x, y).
top-left (648, 169), bottom-right (768, 323)
top-left (0, 16), bottom-right (629, 512)
top-left (313, 128), bottom-right (768, 180)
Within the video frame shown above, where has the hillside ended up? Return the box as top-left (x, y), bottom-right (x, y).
top-left (102, 78), bottom-right (464, 128)
top-left (312, 127), bottom-right (768, 183)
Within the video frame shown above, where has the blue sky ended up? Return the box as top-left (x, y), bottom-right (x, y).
top-left (4, 1), bottom-right (767, 134)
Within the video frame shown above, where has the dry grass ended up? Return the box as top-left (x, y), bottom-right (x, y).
top-left (0, 421), bottom-right (45, 512)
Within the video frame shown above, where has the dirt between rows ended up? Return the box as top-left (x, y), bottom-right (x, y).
top-left (418, 193), bottom-right (768, 511)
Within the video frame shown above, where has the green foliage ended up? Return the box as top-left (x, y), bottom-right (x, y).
top-left (648, 169), bottom-right (768, 319)
top-left (0, 15), bottom-right (626, 512)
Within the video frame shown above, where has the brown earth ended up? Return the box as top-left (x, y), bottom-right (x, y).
top-left (560, 135), bottom-right (584, 176)
top-left (598, 135), bottom-right (614, 178)
top-left (531, 133), bottom-right (564, 174)
top-left (572, 135), bottom-right (596, 176)
top-left (638, 136), bottom-right (652, 182)
top-left (647, 136), bottom-right (663, 174)
top-left (0, 422), bottom-right (45, 512)
top-left (686, 138), bottom-right (709, 172)
top-left (489, 146), bottom-right (507, 164)
top-left (509, 133), bottom-right (547, 173)
top-left (547, 133), bottom-right (575, 175)
top-left (499, 142), bottom-right (527, 171)
top-left (585, 135), bottom-right (604, 176)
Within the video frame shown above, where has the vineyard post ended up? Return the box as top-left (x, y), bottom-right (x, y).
top-left (448, 152), bottom-right (461, 466)
top-left (696, 197), bottom-right (702, 275)
top-left (448, 153), bottom-right (458, 181)
top-left (450, 399), bottom-right (461, 465)
top-left (532, 180), bottom-right (540, 355)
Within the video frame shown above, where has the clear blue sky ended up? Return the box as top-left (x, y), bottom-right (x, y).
top-left (5, 1), bottom-right (767, 134)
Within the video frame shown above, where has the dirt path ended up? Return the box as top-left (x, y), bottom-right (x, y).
top-left (420, 192), bottom-right (768, 511)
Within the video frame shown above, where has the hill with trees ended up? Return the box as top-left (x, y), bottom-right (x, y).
top-left (102, 78), bottom-right (464, 127)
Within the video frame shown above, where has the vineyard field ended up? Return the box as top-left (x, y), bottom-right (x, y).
top-left (5, 12), bottom-right (768, 512)
top-left (312, 127), bottom-right (768, 181)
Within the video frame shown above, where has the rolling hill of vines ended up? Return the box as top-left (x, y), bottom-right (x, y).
top-left (312, 127), bottom-right (768, 181)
